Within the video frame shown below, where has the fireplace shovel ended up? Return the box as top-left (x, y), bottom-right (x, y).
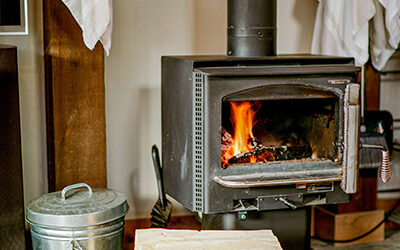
top-left (150, 145), bottom-right (172, 228)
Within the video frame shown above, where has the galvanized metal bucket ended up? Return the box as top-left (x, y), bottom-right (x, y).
top-left (26, 183), bottom-right (129, 250)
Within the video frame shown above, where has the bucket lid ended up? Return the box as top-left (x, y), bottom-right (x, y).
top-left (26, 183), bottom-right (129, 227)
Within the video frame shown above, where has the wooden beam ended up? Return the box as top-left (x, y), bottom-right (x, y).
top-left (327, 169), bottom-right (377, 213)
top-left (364, 61), bottom-right (380, 110)
top-left (43, 0), bottom-right (106, 190)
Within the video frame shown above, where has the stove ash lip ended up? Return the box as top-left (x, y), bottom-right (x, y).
top-left (227, 0), bottom-right (277, 57)
top-left (213, 159), bottom-right (342, 188)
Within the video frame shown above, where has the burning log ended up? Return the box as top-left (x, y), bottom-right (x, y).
top-left (228, 147), bottom-right (275, 164)
top-left (221, 127), bottom-right (233, 145)
top-left (220, 103), bottom-right (313, 168)
top-left (227, 145), bottom-right (312, 165)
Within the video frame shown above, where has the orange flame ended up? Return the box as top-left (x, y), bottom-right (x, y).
top-left (221, 101), bottom-right (259, 167)
top-left (231, 102), bottom-right (257, 156)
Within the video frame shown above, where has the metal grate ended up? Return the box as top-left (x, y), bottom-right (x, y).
top-left (223, 84), bottom-right (337, 101)
top-left (193, 72), bottom-right (204, 212)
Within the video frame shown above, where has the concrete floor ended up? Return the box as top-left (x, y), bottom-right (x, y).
top-left (311, 230), bottom-right (400, 250)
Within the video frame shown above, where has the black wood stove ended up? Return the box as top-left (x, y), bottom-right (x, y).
top-left (161, 0), bottom-right (365, 249)
top-left (162, 55), bottom-right (361, 249)
top-left (162, 54), bottom-right (362, 210)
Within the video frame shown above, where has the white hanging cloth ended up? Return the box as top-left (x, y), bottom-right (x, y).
top-left (311, 0), bottom-right (375, 66)
top-left (61, 0), bottom-right (113, 56)
top-left (312, 0), bottom-right (400, 70)
top-left (370, 0), bottom-right (400, 70)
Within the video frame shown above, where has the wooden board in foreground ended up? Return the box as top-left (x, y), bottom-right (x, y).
top-left (134, 229), bottom-right (282, 250)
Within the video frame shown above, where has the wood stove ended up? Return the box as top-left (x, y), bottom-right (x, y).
top-left (161, 1), bottom-right (366, 249)
top-left (161, 55), bottom-right (361, 249)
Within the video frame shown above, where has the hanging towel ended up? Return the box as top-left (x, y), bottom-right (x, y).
top-left (311, 0), bottom-right (376, 66)
top-left (61, 0), bottom-right (113, 56)
top-left (370, 0), bottom-right (400, 70)
top-left (379, 0), bottom-right (400, 49)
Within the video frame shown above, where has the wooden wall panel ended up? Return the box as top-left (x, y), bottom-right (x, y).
top-left (43, 0), bottom-right (106, 190)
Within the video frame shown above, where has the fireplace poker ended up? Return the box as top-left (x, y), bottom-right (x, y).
top-left (150, 145), bottom-right (172, 228)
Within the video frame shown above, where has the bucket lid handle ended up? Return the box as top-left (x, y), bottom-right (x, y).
top-left (61, 183), bottom-right (93, 201)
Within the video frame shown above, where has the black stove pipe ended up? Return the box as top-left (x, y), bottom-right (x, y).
top-left (227, 0), bottom-right (277, 57)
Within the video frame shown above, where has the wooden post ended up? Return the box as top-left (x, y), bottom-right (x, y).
top-left (364, 62), bottom-right (380, 111)
top-left (43, 0), bottom-right (107, 191)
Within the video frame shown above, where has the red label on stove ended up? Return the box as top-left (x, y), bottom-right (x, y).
top-left (296, 184), bottom-right (307, 189)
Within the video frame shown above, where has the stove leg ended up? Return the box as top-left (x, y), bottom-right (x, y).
top-left (201, 207), bottom-right (311, 250)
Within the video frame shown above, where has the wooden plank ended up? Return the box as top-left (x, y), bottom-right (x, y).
top-left (123, 215), bottom-right (202, 250)
top-left (43, 0), bottom-right (106, 190)
top-left (334, 210), bottom-right (384, 246)
top-left (134, 229), bottom-right (282, 250)
top-left (314, 207), bottom-right (384, 246)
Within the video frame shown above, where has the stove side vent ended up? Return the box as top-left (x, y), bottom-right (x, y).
top-left (192, 72), bottom-right (205, 212)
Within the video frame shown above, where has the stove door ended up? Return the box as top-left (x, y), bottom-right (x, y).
top-left (341, 83), bottom-right (361, 193)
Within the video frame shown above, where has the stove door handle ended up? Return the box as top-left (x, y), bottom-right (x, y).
top-left (360, 143), bottom-right (391, 183)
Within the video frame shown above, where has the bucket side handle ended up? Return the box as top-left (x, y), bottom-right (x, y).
top-left (69, 239), bottom-right (83, 250)
top-left (61, 183), bottom-right (93, 201)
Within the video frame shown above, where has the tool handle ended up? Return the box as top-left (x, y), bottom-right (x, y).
top-left (152, 145), bottom-right (167, 210)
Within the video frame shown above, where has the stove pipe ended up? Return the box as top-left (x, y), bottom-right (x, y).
top-left (227, 0), bottom-right (277, 57)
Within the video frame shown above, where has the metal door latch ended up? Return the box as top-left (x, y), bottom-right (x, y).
top-left (275, 197), bottom-right (297, 209)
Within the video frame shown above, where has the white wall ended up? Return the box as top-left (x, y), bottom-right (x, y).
top-left (0, 0), bottom-right (317, 220)
top-left (106, 0), bottom-right (318, 219)
top-left (277, 0), bottom-right (318, 54)
top-left (0, 0), bottom-right (47, 208)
